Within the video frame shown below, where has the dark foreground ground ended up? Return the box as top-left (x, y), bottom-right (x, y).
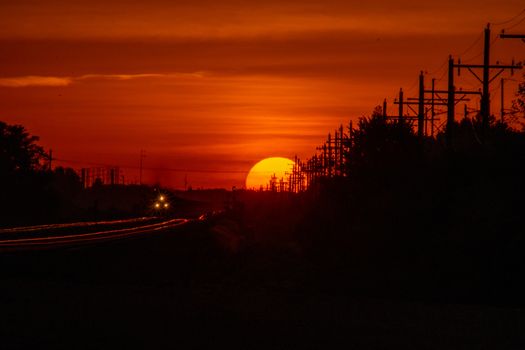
top-left (1, 219), bottom-right (524, 350)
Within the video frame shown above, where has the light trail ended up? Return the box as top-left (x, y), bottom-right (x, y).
top-left (0, 217), bottom-right (155, 234)
top-left (0, 218), bottom-right (190, 252)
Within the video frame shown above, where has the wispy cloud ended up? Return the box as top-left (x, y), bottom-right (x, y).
top-left (0, 72), bottom-right (204, 87)
top-left (78, 73), bottom-right (166, 81)
top-left (0, 76), bottom-right (73, 87)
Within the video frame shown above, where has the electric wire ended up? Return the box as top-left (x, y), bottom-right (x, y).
top-left (504, 15), bottom-right (525, 30)
top-left (457, 31), bottom-right (484, 57)
top-left (428, 59), bottom-right (448, 77)
top-left (405, 76), bottom-right (420, 94)
top-left (435, 65), bottom-right (448, 83)
top-left (54, 158), bottom-right (249, 174)
top-left (492, 8), bottom-right (525, 26)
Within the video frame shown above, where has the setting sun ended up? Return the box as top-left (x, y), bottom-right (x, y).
top-left (245, 157), bottom-right (295, 190)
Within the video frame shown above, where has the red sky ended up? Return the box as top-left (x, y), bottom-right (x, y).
top-left (1, 0), bottom-right (524, 188)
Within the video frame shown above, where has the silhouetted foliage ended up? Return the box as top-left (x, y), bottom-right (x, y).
top-left (0, 121), bottom-right (45, 177)
top-left (512, 72), bottom-right (525, 127)
top-left (345, 106), bottom-right (421, 179)
top-left (0, 121), bottom-right (82, 225)
top-left (0, 120), bottom-right (164, 225)
top-left (293, 106), bottom-right (525, 304)
top-left (3, 106), bottom-right (525, 308)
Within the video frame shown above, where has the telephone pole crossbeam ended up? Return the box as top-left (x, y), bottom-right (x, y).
top-left (455, 64), bottom-right (522, 69)
top-left (426, 90), bottom-right (481, 95)
top-left (500, 33), bottom-right (525, 39)
top-left (447, 25), bottom-right (522, 142)
top-left (395, 101), bottom-right (451, 106)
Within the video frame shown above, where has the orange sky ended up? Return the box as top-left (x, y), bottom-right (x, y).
top-left (1, 0), bottom-right (524, 188)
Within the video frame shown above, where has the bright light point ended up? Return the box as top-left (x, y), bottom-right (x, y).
top-left (164, 203), bottom-right (169, 208)
top-left (155, 203), bottom-right (160, 208)
top-left (246, 157), bottom-right (295, 190)
top-left (159, 195), bottom-right (165, 201)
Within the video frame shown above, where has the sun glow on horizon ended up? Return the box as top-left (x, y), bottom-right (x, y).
top-left (245, 157), bottom-right (295, 190)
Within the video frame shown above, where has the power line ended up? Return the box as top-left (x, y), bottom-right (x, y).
top-left (462, 51), bottom-right (483, 64)
top-left (404, 76), bottom-right (420, 95)
top-left (428, 58), bottom-right (449, 77)
top-left (54, 158), bottom-right (249, 174)
top-left (505, 15), bottom-right (525, 30)
top-left (457, 31), bottom-right (484, 57)
top-left (434, 63), bottom-right (449, 83)
top-left (462, 31), bottom-right (499, 63)
top-left (493, 8), bottom-right (525, 26)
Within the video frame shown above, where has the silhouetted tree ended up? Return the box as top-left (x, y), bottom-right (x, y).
top-left (345, 106), bottom-right (420, 178)
top-left (51, 166), bottom-right (82, 196)
top-left (0, 121), bottom-right (46, 178)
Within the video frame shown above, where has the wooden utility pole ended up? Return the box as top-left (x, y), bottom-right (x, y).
top-left (394, 71), bottom-right (471, 139)
top-left (333, 130), bottom-right (338, 176)
top-left (501, 78), bottom-right (505, 122)
top-left (327, 133), bottom-right (332, 177)
top-left (392, 69), bottom-right (477, 143)
top-left (294, 155), bottom-right (299, 192)
top-left (447, 55), bottom-right (455, 144)
top-left (322, 143), bottom-right (327, 177)
top-left (451, 25), bottom-right (522, 141)
top-left (499, 30), bottom-right (525, 124)
top-left (418, 71), bottom-right (425, 137)
top-left (482, 24), bottom-right (491, 131)
top-left (431, 78), bottom-right (436, 137)
top-left (398, 88), bottom-right (404, 120)
top-left (391, 88), bottom-right (411, 120)
top-left (339, 124), bottom-right (344, 175)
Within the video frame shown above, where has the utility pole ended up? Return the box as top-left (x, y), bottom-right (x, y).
top-left (322, 143), bottom-right (327, 177)
top-left (482, 24), bottom-right (491, 132)
top-left (339, 124), bottom-right (344, 175)
top-left (399, 88), bottom-right (404, 120)
top-left (501, 78), bottom-right (505, 123)
top-left (328, 133), bottom-right (333, 177)
top-left (334, 129), bottom-right (339, 176)
top-left (391, 87), bottom-right (427, 124)
top-left (418, 71), bottom-right (425, 137)
top-left (452, 24), bottom-right (521, 141)
top-left (447, 55), bottom-right (455, 144)
top-left (295, 155), bottom-right (299, 191)
top-left (431, 78), bottom-right (436, 137)
top-left (499, 78), bottom-right (518, 123)
top-left (393, 70), bottom-right (472, 140)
